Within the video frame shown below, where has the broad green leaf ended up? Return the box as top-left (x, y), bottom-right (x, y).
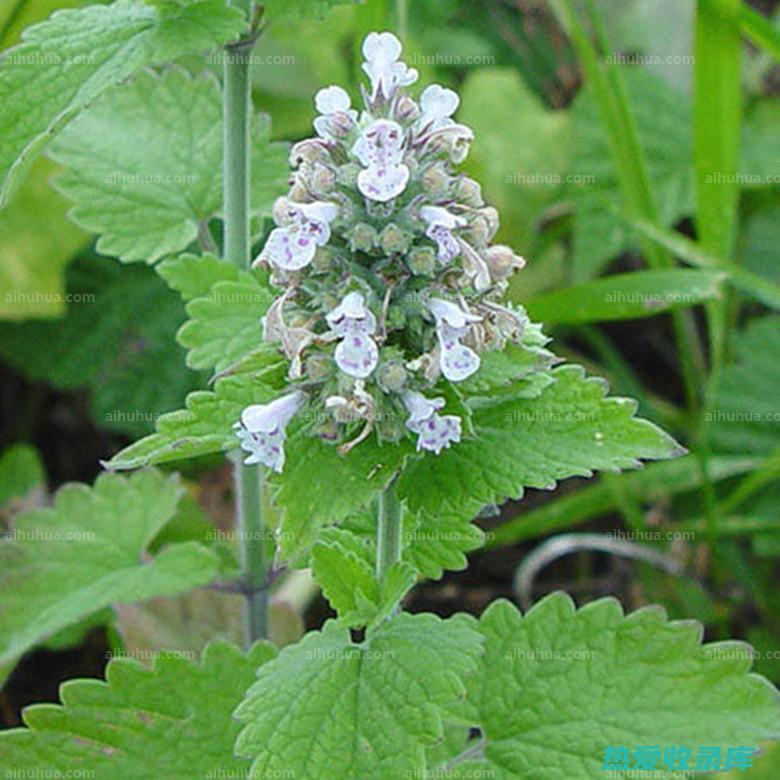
top-left (489, 454), bottom-right (760, 547)
top-left (470, 595), bottom-right (780, 779)
top-left (0, 443), bottom-right (45, 510)
top-left (0, 641), bottom-right (275, 778)
top-left (157, 252), bottom-right (240, 300)
top-left (0, 157), bottom-right (87, 319)
top-left (709, 316), bottom-right (780, 455)
top-left (0, 470), bottom-right (220, 667)
top-left (526, 269), bottom-right (724, 325)
top-left (49, 67), bottom-right (288, 263)
top-left (0, 0), bottom-right (247, 205)
top-left (0, 256), bottom-right (201, 437)
top-left (741, 100), bottom-right (780, 188)
top-left (235, 612), bottom-right (483, 779)
top-left (398, 364), bottom-right (683, 524)
top-left (178, 270), bottom-right (275, 371)
top-left (723, 742), bottom-right (780, 779)
top-left (459, 67), bottom-right (570, 250)
top-left (742, 202), bottom-right (780, 284)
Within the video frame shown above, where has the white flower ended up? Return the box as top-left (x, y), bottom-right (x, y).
top-left (326, 292), bottom-right (379, 379)
top-left (402, 390), bottom-right (461, 454)
top-left (418, 84), bottom-right (459, 132)
top-left (254, 201), bottom-right (338, 271)
top-left (362, 31), bottom-right (418, 100)
top-left (420, 205), bottom-right (466, 264)
top-left (352, 119), bottom-right (410, 202)
top-left (428, 298), bottom-right (482, 381)
top-left (313, 85), bottom-right (357, 138)
top-left (235, 391), bottom-right (307, 472)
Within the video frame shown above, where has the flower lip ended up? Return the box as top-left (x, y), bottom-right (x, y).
top-left (420, 205), bottom-right (466, 230)
top-left (315, 85), bottom-right (352, 115)
top-left (418, 84), bottom-right (460, 129)
top-left (402, 390), bottom-right (445, 424)
top-left (240, 391), bottom-right (307, 433)
top-left (326, 291), bottom-right (373, 327)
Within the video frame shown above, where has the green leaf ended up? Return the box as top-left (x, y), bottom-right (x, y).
top-left (0, 641), bottom-right (275, 778)
top-left (471, 594), bottom-right (780, 779)
top-left (742, 202), bottom-right (780, 284)
top-left (157, 252), bottom-right (240, 300)
top-left (459, 67), bottom-right (570, 250)
top-left (629, 215), bottom-right (780, 310)
top-left (0, 443), bottom-right (45, 510)
top-left (0, 470), bottom-right (220, 667)
top-left (104, 374), bottom-right (281, 470)
top-left (262, 0), bottom-right (359, 22)
top-left (526, 269), bottom-right (724, 325)
top-left (709, 316), bottom-right (780, 455)
top-left (723, 741), bottom-right (780, 780)
top-left (0, 157), bottom-right (87, 320)
top-left (178, 270), bottom-right (275, 371)
top-left (0, 0), bottom-right (247, 205)
top-left (739, 3), bottom-right (780, 61)
top-left (741, 100), bottom-right (780, 188)
top-left (48, 67), bottom-right (288, 262)
top-left (0, 256), bottom-right (201, 437)
top-left (398, 364), bottom-right (683, 524)
top-left (234, 612), bottom-right (483, 779)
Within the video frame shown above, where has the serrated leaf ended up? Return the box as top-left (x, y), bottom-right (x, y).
top-left (48, 67), bottom-right (288, 262)
top-left (0, 470), bottom-right (220, 667)
top-left (0, 255), bottom-right (200, 437)
top-left (157, 252), bottom-right (240, 300)
top-left (710, 316), bottom-right (780, 455)
top-left (262, 0), bottom-right (359, 22)
top-left (0, 0), bottom-right (247, 205)
top-left (235, 612), bottom-right (483, 779)
top-left (178, 271), bottom-right (275, 371)
top-left (397, 364), bottom-right (683, 523)
top-left (105, 373), bottom-right (281, 470)
top-left (0, 641), bottom-right (275, 778)
top-left (470, 594), bottom-right (780, 779)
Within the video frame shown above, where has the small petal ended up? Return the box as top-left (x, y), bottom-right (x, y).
top-left (402, 391), bottom-right (461, 454)
top-left (315, 85), bottom-right (352, 114)
top-left (441, 341), bottom-right (481, 381)
top-left (428, 297), bottom-right (482, 330)
top-left (420, 84), bottom-right (460, 118)
top-left (256, 227), bottom-right (317, 271)
top-left (357, 165), bottom-right (410, 202)
top-left (335, 333), bottom-right (379, 378)
top-left (326, 291), bottom-right (377, 335)
top-left (353, 120), bottom-right (406, 168)
top-left (420, 206), bottom-right (466, 263)
top-left (420, 205), bottom-right (465, 231)
top-left (361, 31), bottom-right (418, 99)
top-left (402, 391), bottom-right (445, 430)
top-left (363, 31), bottom-right (403, 64)
top-left (237, 391), bottom-right (306, 472)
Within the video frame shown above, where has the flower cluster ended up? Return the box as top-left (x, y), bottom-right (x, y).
top-left (237, 31), bottom-right (527, 472)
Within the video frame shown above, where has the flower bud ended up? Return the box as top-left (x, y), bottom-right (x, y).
top-left (272, 197), bottom-right (292, 226)
top-left (304, 352), bottom-right (332, 382)
top-left (350, 222), bottom-right (379, 253)
top-left (456, 177), bottom-right (483, 207)
top-left (485, 245), bottom-right (525, 280)
top-left (311, 162), bottom-right (337, 194)
top-left (376, 360), bottom-right (408, 393)
top-left (290, 139), bottom-right (329, 166)
top-left (420, 163), bottom-right (450, 196)
top-left (478, 206), bottom-right (500, 240)
top-left (336, 163), bottom-right (361, 188)
top-left (407, 246), bottom-right (437, 276)
top-left (380, 223), bottom-right (412, 255)
top-left (396, 94), bottom-right (421, 121)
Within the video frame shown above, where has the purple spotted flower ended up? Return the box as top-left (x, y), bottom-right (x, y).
top-left (417, 84), bottom-right (459, 133)
top-left (235, 391), bottom-right (307, 472)
top-left (420, 205), bottom-right (466, 264)
top-left (362, 31), bottom-right (418, 100)
top-left (428, 297), bottom-right (482, 381)
top-left (254, 201), bottom-right (338, 272)
top-left (326, 292), bottom-right (380, 379)
top-left (353, 119), bottom-right (409, 202)
top-left (402, 391), bottom-right (461, 454)
top-left (313, 85), bottom-right (357, 139)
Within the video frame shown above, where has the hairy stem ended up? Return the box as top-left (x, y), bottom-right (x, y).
top-left (376, 478), bottom-right (403, 581)
top-left (223, 18), bottom-right (267, 644)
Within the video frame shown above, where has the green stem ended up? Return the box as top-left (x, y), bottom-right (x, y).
top-left (223, 19), bottom-right (267, 645)
top-left (376, 479), bottom-right (403, 581)
top-left (397, 0), bottom-right (408, 38)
